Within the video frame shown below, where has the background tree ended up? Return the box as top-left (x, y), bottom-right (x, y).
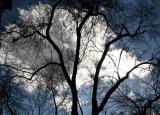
top-left (0, 64), bottom-right (28, 115)
top-left (111, 60), bottom-right (160, 114)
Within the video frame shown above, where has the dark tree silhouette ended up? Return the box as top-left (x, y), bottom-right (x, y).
top-left (0, 0), bottom-right (160, 115)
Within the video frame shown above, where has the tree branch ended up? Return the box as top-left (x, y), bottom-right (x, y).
top-left (45, 0), bottom-right (72, 87)
top-left (72, 11), bottom-right (91, 82)
top-left (98, 61), bottom-right (157, 112)
top-left (30, 62), bottom-right (60, 80)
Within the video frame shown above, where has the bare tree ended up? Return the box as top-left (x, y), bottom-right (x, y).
top-left (0, 64), bottom-right (28, 115)
top-left (0, 0), bottom-right (160, 115)
top-left (111, 60), bottom-right (160, 115)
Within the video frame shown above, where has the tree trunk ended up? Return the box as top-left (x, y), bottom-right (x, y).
top-left (92, 105), bottom-right (99, 115)
top-left (71, 87), bottom-right (78, 115)
top-left (92, 98), bottom-right (99, 115)
top-left (0, 109), bottom-right (2, 115)
top-left (53, 98), bottom-right (58, 115)
top-left (140, 111), bottom-right (146, 115)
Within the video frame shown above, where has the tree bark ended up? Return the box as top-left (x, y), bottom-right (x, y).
top-left (92, 103), bottom-right (99, 115)
top-left (71, 87), bottom-right (78, 115)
